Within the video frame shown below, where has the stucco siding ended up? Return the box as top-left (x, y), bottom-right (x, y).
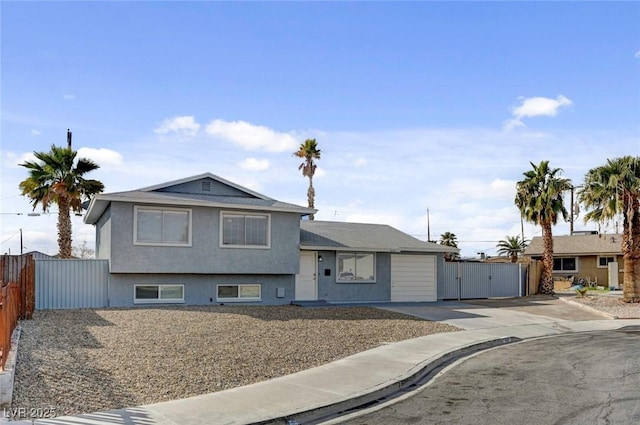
top-left (314, 251), bottom-right (391, 302)
top-left (108, 202), bottom-right (300, 274)
top-left (566, 255), bottom-right (624, 287)
top-left (95, 206), bottom-right (111, 260)
top-left (108, 273), bottom-right (295, 307)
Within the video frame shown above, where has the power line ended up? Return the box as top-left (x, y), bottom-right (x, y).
top-left (0, 230), bottom-right (20, 245)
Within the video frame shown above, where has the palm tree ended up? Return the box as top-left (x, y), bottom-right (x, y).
top-left (496, 235), bottom-right (529, 263)
top-left (578, 156), bottom-right (640, 303)
top-left (439, 231), bottom-right (459, 261)
top-left (19, 144), bottom-right (104, 258)
top-left (515, 161), bottom-right (572, 295)
top-left (293, 138), bottom-right (321, 220)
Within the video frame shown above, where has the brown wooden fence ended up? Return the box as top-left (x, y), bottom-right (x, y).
top-left (0, 283), bottom-right (20, 370)
top-left (1, 254), bottom-right (35, 320)
top-left (0, 254), bottom-right (35, 370)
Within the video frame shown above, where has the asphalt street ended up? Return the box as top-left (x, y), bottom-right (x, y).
top-left (337, 329), bottom-right (640, 425)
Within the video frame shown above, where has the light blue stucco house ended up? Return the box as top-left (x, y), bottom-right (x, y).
top-left (84, 173), bottom-right (457, 306)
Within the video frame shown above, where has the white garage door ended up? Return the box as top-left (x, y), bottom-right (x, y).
top-left (391, 254), bottom-right (437, 302)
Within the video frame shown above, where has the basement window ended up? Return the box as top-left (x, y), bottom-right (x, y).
top-left (134, 284), bottom-right (185, 304)
top-left (217, 284), bottom-right (261, 302)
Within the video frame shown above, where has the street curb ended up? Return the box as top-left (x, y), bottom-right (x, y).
top-left (557, 296), bottom-right (618, 320)
top-left (260, 336), bottom-right (520, 425)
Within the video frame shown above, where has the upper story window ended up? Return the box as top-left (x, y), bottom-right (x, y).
top-left (337, 252), bottom-right (376, 282)
top-left (134, 206), bottom-right (192, 246)
top-left (598, 256), bottom-right (616, 268)
top-left (553, 257), bottom-right (577, 272)
top-left (220, 211), bottom-right (270, 248)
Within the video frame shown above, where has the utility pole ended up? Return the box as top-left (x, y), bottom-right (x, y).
top-left (569, 185), bottom-right (582, 235)
top-left (570, 185), bottom-right (575, 235)
top-left (20, 228), bottom-right (23, 255)
top-left (67, 128), bottom-right (72, 148)
top-left (427, 208), bottom-right (431, 243)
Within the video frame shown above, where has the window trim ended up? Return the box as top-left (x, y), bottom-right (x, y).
top-left (552, 257), bottom-right (578, 273)
top-left (216, 284), bottom-right (262, 302)
top-left (219, 211), bottom-right (271, 249)
top-left (597, 256), bottom-right (617, 268)
top-left (133, 205), bottom-right (192, 247)
top-left (133, 284), bottom-right (185, 304)
top-left (336, 251), bottom-right (377, 283)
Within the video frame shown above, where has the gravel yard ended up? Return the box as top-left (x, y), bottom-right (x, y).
top-left (13, 306), bottom-right (459, 417)
top-left (566, 294), bottom-right (640, 319)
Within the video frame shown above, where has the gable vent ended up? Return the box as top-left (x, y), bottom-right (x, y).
top-left (201, 181), bottom-right (212, 192)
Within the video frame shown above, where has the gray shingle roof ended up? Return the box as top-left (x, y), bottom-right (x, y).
top-left (524, 233), bottom-right (623, 256)
top-left (300, 221), bottom-right (457, 253)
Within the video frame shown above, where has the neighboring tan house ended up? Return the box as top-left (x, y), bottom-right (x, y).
top-left (523, 232), bottom-right (623, 288)
top-left (83, 173), bottom-right (456, 306)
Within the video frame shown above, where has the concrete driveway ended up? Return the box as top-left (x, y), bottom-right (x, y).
top-left (378, 296), bottom-right (608, 330)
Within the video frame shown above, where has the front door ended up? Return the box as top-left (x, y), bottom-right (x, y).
top-left (295, 251), bottom-right (318, 301)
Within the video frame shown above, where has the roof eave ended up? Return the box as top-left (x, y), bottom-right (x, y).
top-left (300, 245), bottom-right (457, 253)
top-left (84, 194), bottom-right (315, 223)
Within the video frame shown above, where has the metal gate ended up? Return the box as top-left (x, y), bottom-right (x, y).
top-left (36, 259), bottom-right (109, 309)
top-left (441, 262), bottom-right (523, 300)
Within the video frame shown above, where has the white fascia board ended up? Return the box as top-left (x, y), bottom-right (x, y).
top-left (98, 194), bottom-right (315, 214)
top-left (299, 246), bottom-right (389, 252)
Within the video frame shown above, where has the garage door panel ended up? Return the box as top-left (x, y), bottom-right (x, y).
top-left (391, 255), bottom-right (437, 302)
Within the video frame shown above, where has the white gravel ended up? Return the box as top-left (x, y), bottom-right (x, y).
top-left (12, 306), bottom-right (459, 418)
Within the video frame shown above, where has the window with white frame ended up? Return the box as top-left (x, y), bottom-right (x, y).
top-left (553, 257), bottom-right (577, 272)
top-left (337, 252), bottom-right (376, 282)
top-left (134, 284), bottom-right (185, 303)
top-left (598, 256), bottom-right (616, 268)
top-left (220, 212), bottom-right (270, 247)
top-left (134, 206), bottom-right (191, 246)
top-left (216, 284), bottom-right (261, 301)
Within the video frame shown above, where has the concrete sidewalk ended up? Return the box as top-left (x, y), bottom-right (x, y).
top-left (14, 304), bottom-right (640, 425)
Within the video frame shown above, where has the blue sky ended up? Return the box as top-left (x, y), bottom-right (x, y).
top-left (1, 1), bottom-right (639, 257)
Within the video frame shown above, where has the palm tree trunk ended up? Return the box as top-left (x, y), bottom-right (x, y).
top-left (307, 175), bottom-right (315, 220)
top-left (57, 197), bottom-right (73, 258)
top-left (622, 196), bottom-right (640, 302)
top-left (539, 221), bottom-right (555, 295)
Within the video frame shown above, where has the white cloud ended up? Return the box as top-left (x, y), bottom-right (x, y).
top-left (444, 178), bottom-right (516, 202)
top-left (205, 119), bottom-right (298, 152)
top-left (503, 95), bottom-right (573, 131)
top-left (31, 130), bottom-right (41, 136)
top-left (154, 116), bottom-right (201, 136)
top-left (63, 93), bottom-right (75, 100)
top-left (635, 50), bottom-right (640, 58)
top-left (3, 152), bottom-right (36, 168)
top-left (77, 147), bottom-right (124, 166)
top-left (239, 157), bottom-right (270, 172)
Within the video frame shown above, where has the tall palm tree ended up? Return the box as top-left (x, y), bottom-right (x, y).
top-left (496, 235), bottom-right (529, 263)
top-left (439, 231), bottom-right (459, 261)
top-left (19, 144), bottom-right (104, 258)
top-left (515, 161), bottom-right (572, 295)
top-left (578, 156), bottom-right (640, 303)
top-left (293, 138), bottom-right (321, 220)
